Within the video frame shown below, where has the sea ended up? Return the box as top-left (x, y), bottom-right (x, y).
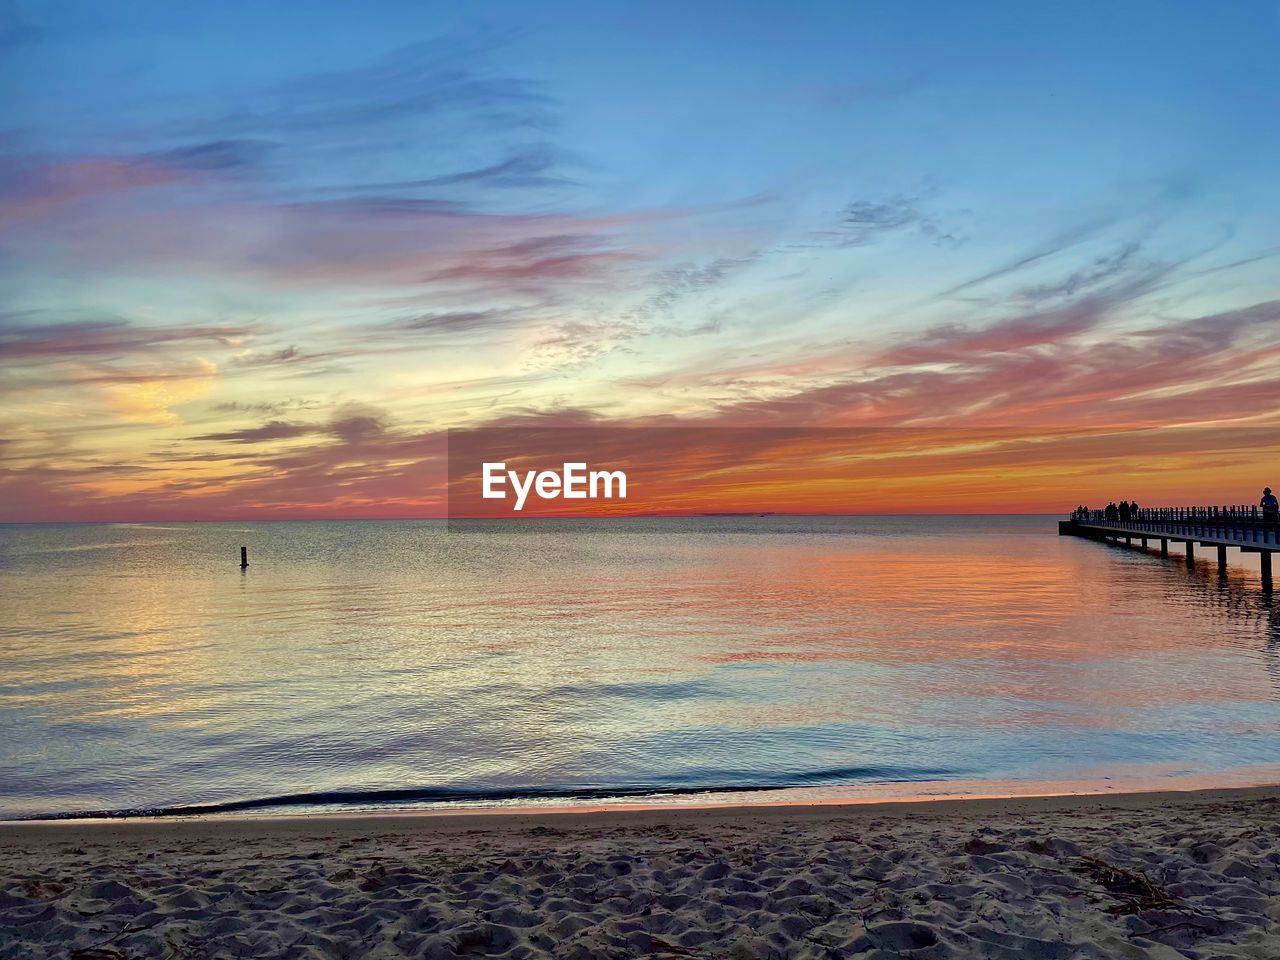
top-left (1, 516), bottom-right (1278, 820)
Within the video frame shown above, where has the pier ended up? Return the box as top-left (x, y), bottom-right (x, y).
top-left (1060, 505), bottom-right (1277, 590)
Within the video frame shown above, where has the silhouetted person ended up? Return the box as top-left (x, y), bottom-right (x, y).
top-left (1130, 499), bottom-right (1140, 519)
top-left (1119, 500), bottom-right (1130, 522)
top-left (1105, 502), bottom-right (1118, 521)
top-left (1263, 487), bottom-right (1279, 523)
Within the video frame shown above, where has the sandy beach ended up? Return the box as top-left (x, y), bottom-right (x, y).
top-left (2, 787), bottom-right (1278, 959)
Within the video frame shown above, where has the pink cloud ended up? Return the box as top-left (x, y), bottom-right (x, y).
top-left (0, 154), bottom-right (194, 228)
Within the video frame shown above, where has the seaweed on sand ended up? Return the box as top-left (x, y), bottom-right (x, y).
top-left (1075, 855), bottom-right (1181, 915)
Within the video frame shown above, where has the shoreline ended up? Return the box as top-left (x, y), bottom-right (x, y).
top-left (4, 782), bottom-right (1277, 838)
top-left (7, 766), bottom-right (1280, 829)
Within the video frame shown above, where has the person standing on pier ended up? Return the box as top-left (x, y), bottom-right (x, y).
top-left (1263, 487), bottom-right (1279, 523)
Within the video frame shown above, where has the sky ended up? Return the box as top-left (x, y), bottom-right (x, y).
top-left (2, 0), bottom-right (1279, 520)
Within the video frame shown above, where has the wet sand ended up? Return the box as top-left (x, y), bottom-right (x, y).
top-left (2, 786), bottom-right (1278, 958)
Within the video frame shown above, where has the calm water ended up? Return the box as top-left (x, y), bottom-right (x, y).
top-left (1, 517), bottom-right (1278, 820)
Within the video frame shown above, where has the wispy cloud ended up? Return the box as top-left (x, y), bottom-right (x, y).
top-left (396, 310), bottom-right (514, 334)
top-left (327, 144), bottom-right (572, 194)
top-left (0, 315), bottom-right (247, 359)
top-left (802, 194), bottom-right (961, 249)
top-left (191, 403), bottom-right (389, 445)
top-left (191, 420), bottom-right (316, 443)
top-left (633, 256), bottom-right (757, 318)
top-left (1009, 242), bottom-right (1143, 304)
top-left (200, 38), bottom-right (554, 138)
top-left (210, 398), bottom-right (323, 416)
top-left (422, 233), bottom-right (630, 292)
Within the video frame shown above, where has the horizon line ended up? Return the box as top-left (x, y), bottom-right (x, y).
top-left (3, 510), bottom-right (1079, 525)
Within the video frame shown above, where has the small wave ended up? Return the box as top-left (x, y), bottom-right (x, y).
top-left (107, 525), bottom-right (190, 531)
top-left (14, 766), bottom-right (957, 821)
top-left (15, 540), bottom-right (181, 554)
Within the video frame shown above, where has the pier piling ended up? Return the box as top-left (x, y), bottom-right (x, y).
top-left (240, 546), bottom-right (248, 568)
top-left (1216, 545), bottom-right (1228, 577)
top-left (1263, 553), bottom-right (1273, 592)
top-left (1185, 542), bottom-right (1195, 567)
top-left (1160, 538), bottom-right (1168, 557)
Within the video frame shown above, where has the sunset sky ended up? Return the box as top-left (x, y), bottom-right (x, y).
top-left (2, 1), bottom-right (1279, 520)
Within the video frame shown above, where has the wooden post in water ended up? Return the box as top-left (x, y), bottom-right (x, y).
top-left (1262, 553), bottom-right (1273, 592)
top-left (1216, 545), bottom-right (1228, 577)
top-left (1185, 542), bottom-right (1195, 568)
top-left (1160, 538), bottom-right (1168, 557)
top-left (240, 546), bottom-right (248, 569)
